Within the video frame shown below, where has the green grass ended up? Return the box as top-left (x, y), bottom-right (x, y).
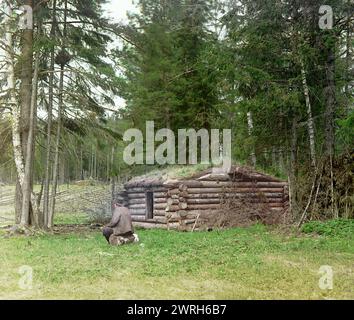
top-left (302, 219), bottom-right (354, 238)
top-left (0, 221), bottom-right (353, 300)
top-left (54, 212), bottom-right (89, 225)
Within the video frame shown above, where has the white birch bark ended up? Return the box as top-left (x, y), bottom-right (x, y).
top-left (4, 4), bottom-right (25, 188)
top-left (247, 111), bottom-right (257, 167)
top-left (21, 45), bottom-right (40, 226)
top-left (301, 60), bottom-right (316, 167)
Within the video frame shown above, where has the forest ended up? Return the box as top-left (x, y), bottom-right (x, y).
top-left (0, 0), bottom-right (353, 229)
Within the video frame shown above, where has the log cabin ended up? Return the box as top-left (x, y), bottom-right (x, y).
top-left (117, 166), bottom-right (289, 230)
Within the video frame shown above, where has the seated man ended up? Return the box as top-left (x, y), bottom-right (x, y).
top-left (102, 201), bottom-right (139, 246)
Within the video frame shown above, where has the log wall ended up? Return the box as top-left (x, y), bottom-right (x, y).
top-left (122, 175), bottom-right (288, 230)
top-left (119, 186), bottom-right (169, 223)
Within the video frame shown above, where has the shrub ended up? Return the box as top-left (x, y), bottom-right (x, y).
top-left (302, 219), bottom-right (354, 237)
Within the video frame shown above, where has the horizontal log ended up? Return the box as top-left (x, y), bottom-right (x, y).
top-left (130, 204), bottom-right (146, 209)
top-left (231, 176), bottom-right (283, 183)
top-left (185, 200), bottom-right (284, 209)
top-left (186, 193), bottom-right (223, 199)
top-left (187, 188), bottom-right (284, 194)
top-left (127, 192), bottom-right (167, 199)
top-left (188, 188), bottom-right (229, 194)
top-left (197, 173), bottom-right (230, 181)
top-left (234, 182), bottom-right (286, 188)
top-left (154, 203), bottom-right (167, 210)
top-left (159, 207), bottom-right (287, 216)
top-left (234, 188), bottom-right (285, 193)
top-left (217, 198), bottom-right (284, 204)
top-left (147, 216), bottom-right (168, 224)
top-left (133, 222), bottom-right (167, 229)
top-left (186, 193), bottom-right (284, 199)
top-left (187, 199), bottom-right (221, 205)
top-left (188, 204), bottom-right (221, 210)
top-left (128, 193), bottom-right (167, 202)
top-left (127, 187), bottom-right (167, 193)
top-left (128, 199), bottom-right (146, 205)
top-left (127, 193), bottom-right (146, 199)
top-left (220, 199), bottom-right (284, 205)
top-left (154, 198), bottom-right (167, 204)
top-left (154, 192), bottom-right (168, 198)
top-left (132, 215), bottom-right (147, 222)
top-left (130, 209), bottom-right (146, 215)
top-left (223, 198), bottom-right (284, 205)
top-left (153, 210), bottom-right (168, 216)
top-left (126, 188), bottom-right (149, 193)
top-left (165, 180), bottom-right (286, 188)
top-left (128, 198), bottom-right (167, 205)
top-left (125, 180), bottom-right (164, 188)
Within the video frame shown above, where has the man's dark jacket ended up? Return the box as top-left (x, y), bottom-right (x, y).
top-left (107, 206), bottom-right (134, 236)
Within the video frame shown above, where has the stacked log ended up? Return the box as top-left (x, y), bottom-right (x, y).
top-left (164, 183), bottom-right (200, 230)
top-left (124, 185), bottom-right (168, 222)
top-left (164, 180), bottom-right (287, 214)
top-left (123, 173), bottom-right (288, 229)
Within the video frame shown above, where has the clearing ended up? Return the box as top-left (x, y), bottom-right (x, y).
top-left (0, 222), bottom-right (353, 300)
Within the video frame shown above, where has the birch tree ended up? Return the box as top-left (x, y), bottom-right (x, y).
top-left (300, 60), bottom-right (316, 167)
top-left (43, 0), bottom-right (57, 228)
top-left (3, 2), bottom-right (25, 210)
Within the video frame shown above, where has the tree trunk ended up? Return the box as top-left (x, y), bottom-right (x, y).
top-left (301, 60), bottom-right (316, 167)
top-left (94, 148), bottom-right (97, 180)
top-left (247, 111), bottom-right (257, 167)
top-left (48, 0), bottom-right (68, 229)
top-left (16, 0), bottom-right (34, 226)
top-left (59, 154), bottom-right (65, 185)
top-left (43, 0), bottom-right (57, 228)
top-left (345, 0), bottom-right (351, 103)
top-left (324, 40), bottom-right (337, 218)
top-left (80, 148), bottom-right (84, 180)
top-left (4, 3), bottom-right (25, 224)
top-left (289, 116), bottom-right (298, 218)
top-left (21, 38), bottom-right (40, 226)
top-left (324, 47), bottom-right (336, 158)
top-left (48, 66), bottom-right (64, 228)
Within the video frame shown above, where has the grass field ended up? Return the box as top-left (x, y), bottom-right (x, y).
top-left (0, 221), bottom-right (353, 300)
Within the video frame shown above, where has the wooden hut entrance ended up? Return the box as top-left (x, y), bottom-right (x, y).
top-left (146, 191), bottom-right (154, 219)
